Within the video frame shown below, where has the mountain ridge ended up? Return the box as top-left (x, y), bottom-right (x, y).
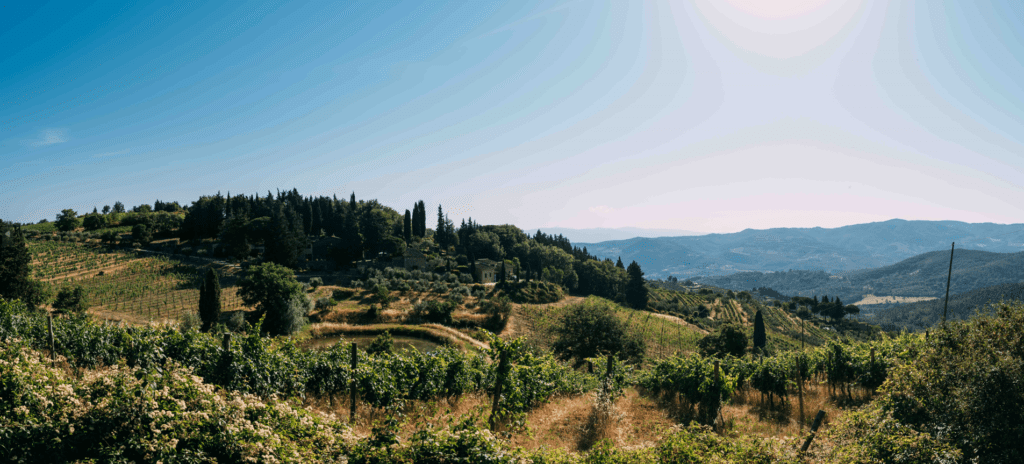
top-left (579, 219), bottom-right (1024, 279)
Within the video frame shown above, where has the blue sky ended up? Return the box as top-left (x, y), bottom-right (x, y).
top-left (2, 0), bottom-right (1022, 234)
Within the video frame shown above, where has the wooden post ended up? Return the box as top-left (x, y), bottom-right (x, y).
top-left (942, 242), bottom-right (955, 326)
top-left (801, 410), bottom-right (826, 453)
top-left (48, 315), bottom-right (55, 363)
top-left (798, 356), bottom-right (805, 430)
top-left (489, 349), bottom-right (510, 431)
top-left (222, 332), bottom-right (231, 351)
top-left (660, 323), bottom-right (665, 359)
top-left (349, 342), bottom-right (358, 422)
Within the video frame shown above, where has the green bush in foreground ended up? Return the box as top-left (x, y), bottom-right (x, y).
top-left (0, 340), bottom-right (348, 463)
top-left (874, 301), bottom-right (1024, 464)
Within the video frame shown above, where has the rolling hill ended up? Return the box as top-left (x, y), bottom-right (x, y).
top-left (866, 282), bottom-right (1024, 331)
top-left (693, 249), bottom-right (1024, 305)
top-left (578, 219), bottom-right (1024, 279)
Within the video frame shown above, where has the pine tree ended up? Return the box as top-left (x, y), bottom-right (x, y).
top-left (0, 224), bottom-right (47, 310)
top-left (616, 257), bottom-right (625, 269)
top-left (198, 268), bottom-right (222, 331)
top-left (404, 209), bottom-right (412, 244)
top-left (624, 260), bottom-right (648, 310)
top-left (753, 309), bottom-right (766, 350)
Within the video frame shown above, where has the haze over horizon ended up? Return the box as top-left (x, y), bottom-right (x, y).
top-left (3, 1), bottom-right (1023, 234)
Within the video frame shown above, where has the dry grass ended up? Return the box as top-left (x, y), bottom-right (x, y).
top-left (300, 382), bottom-right (862, 458)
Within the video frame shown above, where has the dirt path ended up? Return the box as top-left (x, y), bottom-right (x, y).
top-left (650, 313), bottom-right (708, 335)
top-left (421, 323), bottom-right (490, 351)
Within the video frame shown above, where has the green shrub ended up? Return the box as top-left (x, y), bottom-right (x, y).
top-left (878, 301), bottom-right (1024, 463)
top-left (551, 298), bottom-right (645, 367)
top-left (826, 405), bottom-right (962, 464)
top-left (367, 330), bottom-right (394, 355)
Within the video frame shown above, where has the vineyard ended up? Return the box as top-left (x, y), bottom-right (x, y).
top-left (28, 240), bottom-right (248, 322)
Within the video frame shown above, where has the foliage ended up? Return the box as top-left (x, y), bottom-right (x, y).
top-left (698, 323), bottom-right (748, 358)
top-left (373, 284), bottom-right (393, 309)
top-left (367, 330), bottom-right (395, 355)
top-left (236, 262), bottom-right (306, 336)
top-left (879, 301), bottom-right (1024, 463)
top-left (52, 285), bottom-right (88, 315)
top-left (0, 340), bottom-right (348, 463)
top-left (55, 209), bottom-right (80, 232)
top-left (495, 280), bottom-right (563, 304)
top-left (640, 354), bottom-right (736, 426)
top-left (826, 405), bottom-right (963, 464)
top-left (486, 333), bottom-right (598, 428)
top-left (131, 223), bottom-right (153, 245)
top-left (655, 423), bottom-right (802, 463)
top-left (81, 212), bottom-right (107, 231)
top-left (551, 298), bottom-right (646, 366)
top-left (412, 300), bottom-right (456, 325)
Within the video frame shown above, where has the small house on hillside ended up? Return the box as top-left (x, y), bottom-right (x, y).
top-left (474, 258), bottom-right (501, 283)
top-left (402, 246), bottom-right (428, 270)
top-left (310, 237), bottom-right (343, 261)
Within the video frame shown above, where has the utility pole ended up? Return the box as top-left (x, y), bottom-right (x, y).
top-left (942, 242), bottom-right (955, 326)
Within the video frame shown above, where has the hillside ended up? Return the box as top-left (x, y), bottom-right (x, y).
top-left (867, 282), bottom-right (1024, 331)
top-left (579, 219), bottom-right (1024, 279)
top-left (694, 249), bottom-right (1024, 305)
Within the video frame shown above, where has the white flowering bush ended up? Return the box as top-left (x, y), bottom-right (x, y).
top-left (0, 339), bottom-right (349, 463)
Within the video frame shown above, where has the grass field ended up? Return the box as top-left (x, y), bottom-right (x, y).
top-left (515, 296), bottom-right (707, 362)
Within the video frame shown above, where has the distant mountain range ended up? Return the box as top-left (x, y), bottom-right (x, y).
top-left (695, 249), bottom-right (1024, 304)
top-left (578, 219), bottom-right (1024, 279)
top-left (529, 227), bottom-right (700, 244)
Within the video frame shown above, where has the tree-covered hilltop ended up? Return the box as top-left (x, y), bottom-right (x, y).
top-left (13, 188), bottom-right (646, 305)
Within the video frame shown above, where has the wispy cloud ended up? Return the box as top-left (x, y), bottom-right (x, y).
top-left (27, 129), bottom-right (67, 147)
top-left (588, 205), bottom-right (614, 214)
top-left (92, 148), bottom-right (129, 158)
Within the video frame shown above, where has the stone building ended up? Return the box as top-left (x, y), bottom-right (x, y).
top-left (474, 258), bottom-right (502, 283)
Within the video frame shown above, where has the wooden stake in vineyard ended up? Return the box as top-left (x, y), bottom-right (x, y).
top-left (350, 342), bottom-right (358, 422)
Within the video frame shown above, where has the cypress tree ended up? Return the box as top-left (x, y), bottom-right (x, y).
top-left (303, 202), bottom-right (311, 235)
top-left (404, 209), bottom-right (412, 244)
top-left (753, 309), bottom-right (766, 350)
top-left (436, 205), bottom-right (446, 248)
top-left (624, 260), bottom-right (648, 310)
top-left (616, 257), bottom-right (625, 269)
top-left (311, 202), bottom-right (323, 237)
top-left (198, 268), bottom-right (222, 331)
top-left (411, 201), bottom-right (419, 237)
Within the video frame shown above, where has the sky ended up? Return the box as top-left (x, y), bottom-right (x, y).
top-left (2, 0), bottom-right (1023, 234)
